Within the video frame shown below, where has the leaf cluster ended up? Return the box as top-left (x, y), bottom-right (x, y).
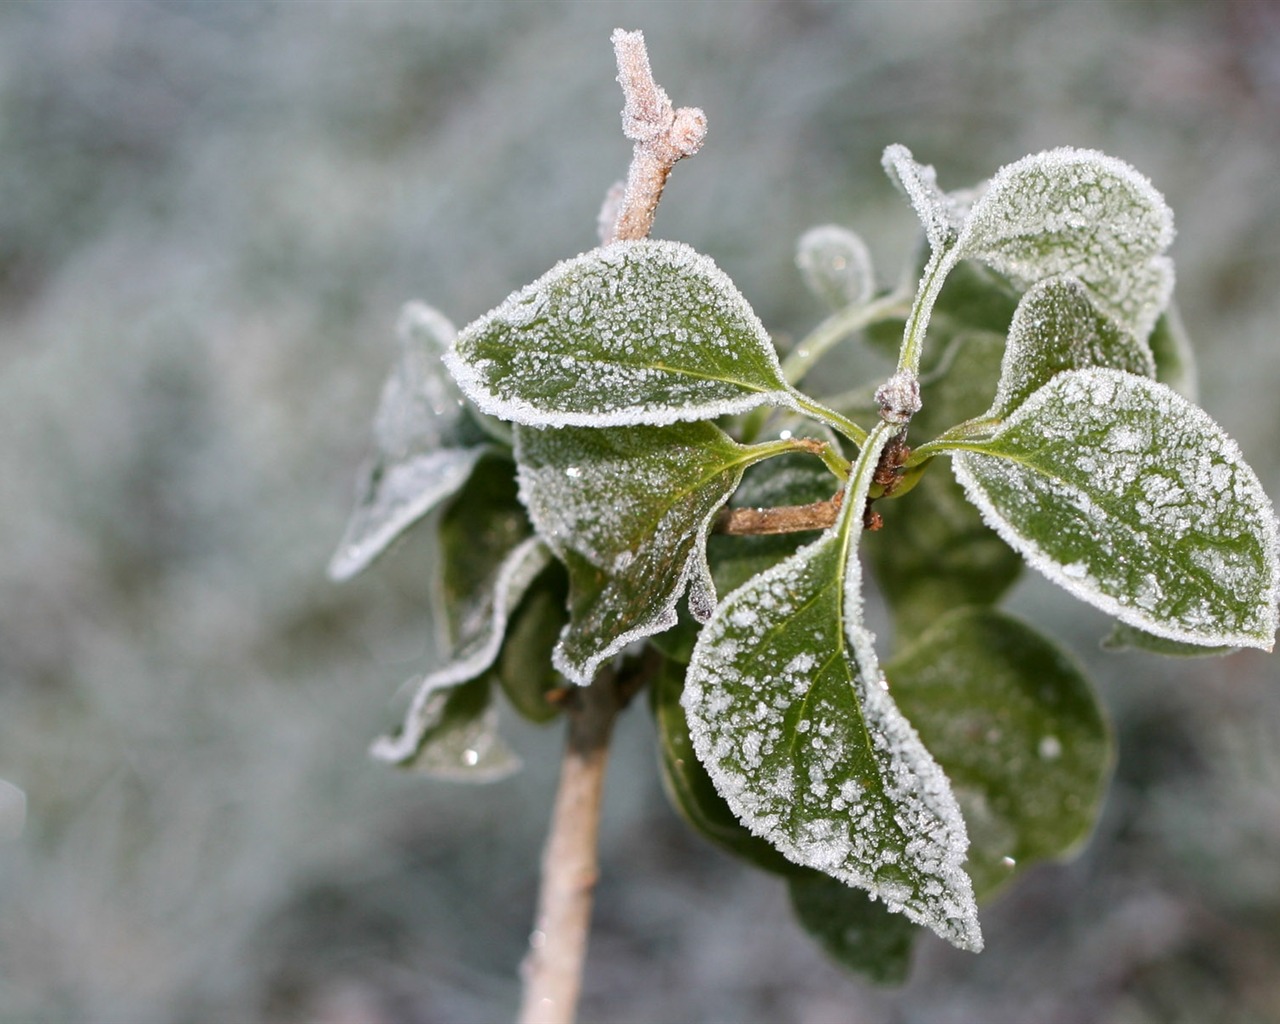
top-left (331, 146), bottom-right (1278, 978)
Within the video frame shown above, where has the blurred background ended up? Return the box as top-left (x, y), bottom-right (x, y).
top-left (3, 2), bottom-right (1280, 1021)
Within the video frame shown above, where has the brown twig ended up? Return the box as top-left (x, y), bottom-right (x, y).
top-left (715, 492), bottom-right (845, 536)
top-left (602, 29), bottom-right (707, 244)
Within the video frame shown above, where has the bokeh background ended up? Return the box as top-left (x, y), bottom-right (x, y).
top-left (3, 2), bottom-right (1280, 1021)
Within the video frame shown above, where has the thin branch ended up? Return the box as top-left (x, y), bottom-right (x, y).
top-left (715, 493), bottom-right (845, 536)
top-left (601, 29), bottom-right (707, 244)
top-left (517, 654), bottom-right (656, 1024)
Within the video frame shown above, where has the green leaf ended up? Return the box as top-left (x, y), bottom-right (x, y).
top-left (494, 566), bottom-right (569, 724)
top-left (953, 369), bottom-right (1279, 650)
top-left (372, 460), bottom-right (549, 765)
top-left (652, 658), bottom-right (800, 875)
top-left (869, 468), bottom-right (1023, 644)
top-left (447, 240), bottom-right (797, 429)
top-left (683, 426), bottom-right (982, 952)
top-left (436, 456), bottom-right (534, 645)
top-left (329, 302), bottom-right (491, 581)
top-left (887, 608), bottom-right (1112, 897)
top-left (796, 225), bottom-right (875, 311)
top-left (515, 421), bottom-right (774, 685)
top-left (386, 676), bottom-right (521, 782)
top-left (863, 258), bottom-right (1020, 365)
top-left (370, 536), bottom-right (550, 765)
top-left (987, 275), bottom-right (1155, 421)
top-left (788, 873), bottom-right (919, 984)
top-left (957, 148), bottom-right (1174, 341)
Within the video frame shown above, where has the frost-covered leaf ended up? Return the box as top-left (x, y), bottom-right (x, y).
top-left (953, 369), bottom-right (1279, 650)
top-left (386, 676), bottom-right (521, 782)
top-left (987, 275), bottom-right (1154, 420)
top-left (957, 148), bottom-right (1175, 341)
top-left (370, 536), bottom-right (550, 765)
top-left (1148, 302), bottom-right (1199, 401)
top-left (516, 421), bottom-right (773, 685)
top-left (683, 432), bottom-right (982, 952)
top-left (1102, 622), bottom-right (1234, 658)
top-left (652, 450), bottom-right (839, 665)
top-left (329, 302), bottom-right (490, 580)
top-left (373, 457), bottom-right (548, 763)
top-left (868, 332), bottom-right (1020, 642)
top-left (796, 225), bottom-right (875, 311)
top-left (447, 240), bottom-right (797, 429)
top-left (882, 145), bottom-right (966, 253)
top-left (652, 658), bottom-right (798, 875)
top-left (887, 608), bottom-right (1112, 897)
top-left (436, 456), bottom-right (534, 648)
top-left (788, 873), bottom-right (919, 984)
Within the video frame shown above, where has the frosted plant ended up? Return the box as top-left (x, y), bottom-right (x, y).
top-left (330, 28), bottom-right (1278, 1022)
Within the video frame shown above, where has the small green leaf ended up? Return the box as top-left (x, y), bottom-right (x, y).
top-left (447, 240), bottom-right (797, 428)
top-left (386, 676), bottom-right (521, 782)
top-left (494, 566), bottom-right (569, 724)
top-left (370, 536), bottom-right (550, 765)
top-left (887, 608), bottom-right (1112, 897)
top-left (957, 148), bottom-right (1174, 341)
top-left (683, 427), bottom-right (982, 952)
top-left (987, 275), bottom-right (1155, 420)
top-left (953, 369), bottom-right (1279, 650)
top-left (652, 658), bottom-right (800, 875)
top-left (796, 225), bottom-right (875, 311)
top-left (788, 873), bottom-right (919, 984)
top-left (329, 302), bottom-right (491, 581)
top-left (516, 421), bottom-right (774, 685)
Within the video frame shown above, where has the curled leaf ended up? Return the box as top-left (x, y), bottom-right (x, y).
top-left (329, 303), bottom-right (490, 580)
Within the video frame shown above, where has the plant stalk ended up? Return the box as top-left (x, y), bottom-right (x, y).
top-left (517, 672), bottom-right (625, 1024)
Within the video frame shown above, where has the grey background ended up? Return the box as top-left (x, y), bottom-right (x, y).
top-left (2, 2), bottom-right (1279, 1021)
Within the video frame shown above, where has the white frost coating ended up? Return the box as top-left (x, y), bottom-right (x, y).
top-left (330, 302), bottom-right (490, 581)
top-left (516, 422), bottom-right (746, 685)
top-left (956, 148), bottom-right (1176, 342)
top-left (370, 538), bottom-right (551, 764)
top-left (881, 145), bottom-right (966, 252)
top-left (795, 225), bottom-right (875, 310)
top-left (445, 239), bottom-right (799, 429)
top-left (683, 438), bottom-right (982, 951)
top-left (954, 368), bottom-right (1279, 649)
